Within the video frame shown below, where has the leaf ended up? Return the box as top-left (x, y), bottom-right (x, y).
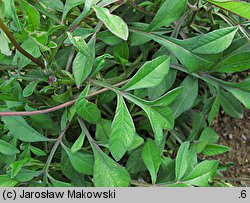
top-left (93, 5), bottom-right (129, 40)
top-left (191, 27), bottom-right (238, 54)
top-left (62, 0), bottom-right (85, 21)
top-left (67, 32), bottom-right (92, 57)
top-left (89, 140), bottom-right (131, 186)
top-left (207, 0), bottom-right (250, 20)
top-left (0, 139), bottom-right (20, 155)
top-left (39, 0), bottom-right (64, 12)
top-left (130, 29), bottom-right (214, 72)
top-left (95, 118), bottom-right (111, 141)
top-left (48, 175), bottom-right (73, 187)
top-left (141, 139), bottom-right (161, 184)
top-left (0, 29), bottom-right (12, 56)
top-left (148, 87), bottom-right (184, 107)
top-left (0, 175), bottom-right (18, 187)
top-left (211, 51), bottom-right (250, 73)
top-left (73, 52), bottom-right (94, 88)
top-left (220, 89), bottom-right (243, 118)
top-left (196, 127), bottom-right (219, 153)
top-left (71, 131), bottom-right (85, 154)
top-left (1, 116), bottom-right (51, 142)
top-left (20, 0), bottom-right (40, 31)
top-left (202, 144), bottom-right (230, 156)
top-left (76, 98), bottom-right (101, 124)
top-left (170, 76), bottom-right (198, 118)
top-left (110, 94), bottom-right (135, 161)
top-left (148, 0), bottom-right (187, 31)
top-left (183, 160), bottom-right (219, 186)
top-left (123, 93), bottom-right (174, 144)
top-left (122, 55), bottom-right (170, 91)
top-left (17, 38), bottom-right (41, 69)
top-left (0, 0), bottom-right (5, 19)
top-left (22, 81), bottom-right (39, 97)
top-left (63, 146), bottom-right (94, 175)
top-left (208, 95), bottom-right (221, 125)
top-left (223, 86), bottom-right (250, 110)
top-left (126, 147), bottom-right (146, 174)
top-left (175, 141), bottom-right (190, 180)
top-left (128, 134), bottom-right (144, 151)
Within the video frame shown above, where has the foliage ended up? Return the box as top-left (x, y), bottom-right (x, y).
top-left (0, 0), bottom-right (249, 187)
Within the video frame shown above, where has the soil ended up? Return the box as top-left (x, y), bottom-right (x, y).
top-left (212, 109), bottom-right (250, 186)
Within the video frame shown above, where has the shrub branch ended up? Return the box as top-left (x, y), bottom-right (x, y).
top-left (0, 19), bottom-right (45, 68)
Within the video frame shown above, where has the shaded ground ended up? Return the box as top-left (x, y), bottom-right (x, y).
top-left (212, 109), bottom-right (250, 186)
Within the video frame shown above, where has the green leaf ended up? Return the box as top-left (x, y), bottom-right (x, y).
top-left (39, 0), bottom-right (64, 12)
top-left (48, 175), bottom-right (73, 187)
top-left (1, 116), bottom-right (51, 142)
top-left (220, 89), bottom-right (243, 118)
top-left (23, 81), bottom-right (39, 97)
top-left (223, 86), bottom-right (250, 110)
top-left (73, 52), bottom-right (94, 88)
top-left (63, 146), bottom-right (94, 175)
top-left (16, 38), bottom-right (41, 69)
top-left (208, 95), bottom-right (221, 125)
top-left (191, 27), bottom-right (238, 54)
top-left (148, 0), bottom-right (187, 31)
top-left (63, 0), bottom-right (85, 21)
top-left (170, 76), bottom-right (198, 118)
top-left (0, 175), bottom-right (18, 187)
top-left (110, 94), bottom-right (135, 161)
top-left (175, 141), bottom-right (190, 180)
top-left (196, 127), bottom-right (219, 153)
top-left (148, 87), bottom-right (183, 107)
top-left (128, 134), bottom-right (144, 151)
top-left (122, 55), bottom-right (170, 91)
top-left (211, 51), bottom-right (250, 73)
top-left (126, 147), bottom-right (146, 174)
top-left (71, 131), bottom-right (85, 154)
top-left (192, 27), bottom-right (238, 54)
top-left (123, 93), bottom-right (174, 144)
top-left (95, 119), bottom-right (112, 141)
top-left (20, 0), bottom-right (40, 31)
top-left (89, 140), bottom-right (131, 186)
top-left (67, 32), bottom-right (92, 57)
top-left (183, 160), bottom-right (219, 186)
top-left (0, 29), bottom-right (12, 56)
top-left (141, 139), bottom-right (161, 184)
top-left (0, 0), bottom-right (5, 19)
top-left (93, 5), bottom-right (129, 40)
top-left (202, 144), bottom-right (230, 156)
top-left (207, 0), bottom-right (250, 20)
top-left (30, 146), bottom-right (47, 156)
top-left (0, 139), bottom-right (20, 155)
top-left (130, 29), bottom-right (214, 72)
top-left (76, 98), bottom-right (101, 124)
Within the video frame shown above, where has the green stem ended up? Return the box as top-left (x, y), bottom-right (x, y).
top-left (43, 122), bottom-right (71, 184)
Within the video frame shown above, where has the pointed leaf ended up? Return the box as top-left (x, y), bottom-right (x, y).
top-left (191, 27), bottom-right (238, 54)
top-left (141, 139), bottom-right (161, 184)
top-left (1, 116), bottom-right (50, 142)
top-left (110, 94), bottom-right (135, 161)
top-left (93, 5), bottom-right (129, 40)
top-left (148, 0), bottom-right (187, 31)
top-left (122, 55), bottom-right (170, 91)
top-left (175, 141), bottom-right (190, 180)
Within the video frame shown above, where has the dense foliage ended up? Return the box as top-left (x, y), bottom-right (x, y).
top-left (0, 0), bottom-right (249, 187)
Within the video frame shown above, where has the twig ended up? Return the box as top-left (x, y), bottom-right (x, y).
top-left (0, 79), bottom-right (130, 116)
top-left (0, 19), bottom-right (45, 68)
top-left (43, 121), bottom-right (71, 184)
top-left (127, 0), bottom-right (155, 16)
